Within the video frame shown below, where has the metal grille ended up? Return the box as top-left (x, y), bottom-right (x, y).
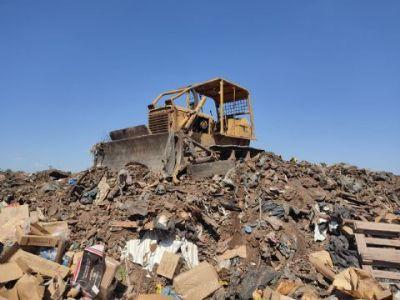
top-left (223, 99), bottom-right (249, 116)
top-left (149, 111), bottom-right (169, 133)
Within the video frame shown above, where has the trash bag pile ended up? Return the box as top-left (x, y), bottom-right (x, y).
top-left (0, 151), bottom-right (399, 299)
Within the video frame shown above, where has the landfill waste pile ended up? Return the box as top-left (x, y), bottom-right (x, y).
top-left (0, 152), bottom-right (399, 300)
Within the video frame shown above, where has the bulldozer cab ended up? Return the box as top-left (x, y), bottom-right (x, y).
top-left (148, 78), bottom-right (255, 142)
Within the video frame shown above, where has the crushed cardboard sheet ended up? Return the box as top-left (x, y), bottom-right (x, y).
top-left (15, 273), bottom-right (45, 300)
top-left (0, 262), bottom-right (24, 283)
top-left (156, 251), bottom-right (181, 279)
top-left (173, 262), bottom-right (220, 300)
top-left (9, 249), bottom-right (70, 279)
top-left (332, 267), bottom-right (391, 300)
top-left (0, 205), bottom-right (30, 243)
top-left (309, 250), bottom-right (336, 281)
top-left (217, 244), bottom-right (247, 261)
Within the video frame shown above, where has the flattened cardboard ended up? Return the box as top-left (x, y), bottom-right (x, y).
top-left (0, 262), bottom-right (24, 283)
top-left (15, 256), bottom-right (32, 273)
top-left (0, 205), bottom-right (30, 243)
top-left (99, 256), bottom-right (121, 300)
top-left (0, 287), bottom-right (18, 300)
top-left (0, 205), bottom-right (29, 227)
top-left (15, 274), bottom-right (44, 300)
top-left (9, 249), bottom-right (70, 279)
top-left (156, 251), bottom-right (180, 279)
top-left (217, 245), bottom-right (247, 261)
top-left (332, 267), bottom-right (391, 300)
top-left (309, 250), bottom-right (335, 281)
top-left (173, 262), bottom-right (220, 300)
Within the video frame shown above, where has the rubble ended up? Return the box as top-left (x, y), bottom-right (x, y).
top-left (0, 153), bottom-right (399, 299)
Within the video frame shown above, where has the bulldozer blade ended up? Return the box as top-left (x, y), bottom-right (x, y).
top-left (94, 133), bottom-right (177, 175)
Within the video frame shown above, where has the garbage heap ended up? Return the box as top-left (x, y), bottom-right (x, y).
top-left (0, 152), bottom-right (399, 300)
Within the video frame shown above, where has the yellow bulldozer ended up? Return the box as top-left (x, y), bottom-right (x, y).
top-left (93, 78), bottom-right (261, 179)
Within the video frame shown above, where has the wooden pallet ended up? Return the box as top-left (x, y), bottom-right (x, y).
top-left (354, 221), bottom-right (400, 281)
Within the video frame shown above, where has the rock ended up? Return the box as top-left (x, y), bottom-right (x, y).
top-left (262, 200), bottom-right (285, 218)
top-left (339, 176), bottom-right (363, 193)
top-left (154, 184), bottom-right (166, 195)
top-left (126, 192), bottom-right (150, 217)
top-left (48, 169), bottom-right (70, 180)
top-left (326, 235), bottom-right (360, 269)
top-left (80, 187), bottom-right (98, 204)
top-left (40, 182), bottom-right (59, 193)
top-left (239, 266), bottom-right (280, 299)
top-left (372, 171), bottom-right (391, 181)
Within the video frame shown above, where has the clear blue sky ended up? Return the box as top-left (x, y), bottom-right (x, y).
top-left (1, 1), bottom-right (399, 174)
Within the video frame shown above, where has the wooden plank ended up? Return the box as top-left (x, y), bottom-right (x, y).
top-left (355, 223), bottom-right (400, 282)
top-left (371, 269), bottom-right (400, 280)
top-left (110, 221), bottom-right (138, 229)
top-left (362, 264), bottom-right (373, 272)
top-left (355, 233), bottom-right (367, 255)
top-left (365, 237), bottom-right (400, 248)
top-left (354, 221), bottom-right (400, 234)
top-left (362, 247), bottom-right (400, 265)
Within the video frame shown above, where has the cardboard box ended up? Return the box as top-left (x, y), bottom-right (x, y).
top-left (40, 221), bottom-right (70, 239)
top-left (72, 244), bottom-right (105, 298)
top-left (16, 227), bottom-right (59, 247)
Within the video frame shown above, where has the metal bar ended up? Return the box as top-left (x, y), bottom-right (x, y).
top-left (247, 94), bottom-right (256, 139)
top-left (151, 88), bottom-right (187, 106)
top-left (183, 96), bottom-right (207, 130)
top-left (169, 87), bottom-right (192, 103)
top-left (219, 79), bottom-right (224, 134)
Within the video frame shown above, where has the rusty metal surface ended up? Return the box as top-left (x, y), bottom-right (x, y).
top-left (187, 160), bottom-right (235, 179)
top-left (109, 125), bottom-right (149, 141)
top-left (95, 133), bottom-right (175, 174)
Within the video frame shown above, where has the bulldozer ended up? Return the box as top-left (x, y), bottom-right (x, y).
top-left (92, 78), bottom-right (261, 179)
